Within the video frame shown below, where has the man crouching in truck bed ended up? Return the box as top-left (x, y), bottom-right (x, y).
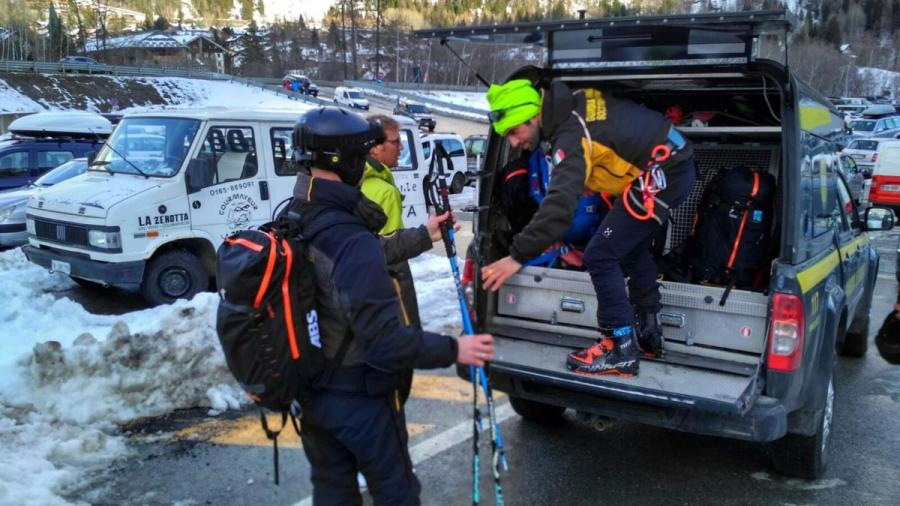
top-left (480, 69), bottom-right (697, 378)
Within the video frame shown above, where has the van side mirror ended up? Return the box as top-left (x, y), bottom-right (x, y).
top-left (185, 158), bottom-right (210, 194)
top-left (864, 207), bottom-right (895, 231)
top-left (86, 151), bottom-right (96, 166)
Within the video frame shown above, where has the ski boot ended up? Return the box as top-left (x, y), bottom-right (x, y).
top-left (566, 326), bottom-right (640, 377)
top-left (634, 308), bottom-right (665, 359)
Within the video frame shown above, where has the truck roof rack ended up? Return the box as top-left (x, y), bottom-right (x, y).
top-left (415, 10), bottom-right (794, 71)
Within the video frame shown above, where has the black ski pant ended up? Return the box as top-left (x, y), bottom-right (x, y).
top-left (300, 388), bottom-right (418, 506)
top-left (583, 158), bottom-right (696, 330)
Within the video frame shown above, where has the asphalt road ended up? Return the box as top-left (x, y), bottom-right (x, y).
top-left (61, 228), bottom-right (900, 506)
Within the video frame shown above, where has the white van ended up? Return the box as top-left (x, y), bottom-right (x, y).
top-left (333, 86), bottom-right (370, 110)
top-left (23, 109), bottom-right (429, 305)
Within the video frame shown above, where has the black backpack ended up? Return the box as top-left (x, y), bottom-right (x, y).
top-left (686, 166), bottom-right (776, 304)
top-left (215, 211), bottom-right (351, 484)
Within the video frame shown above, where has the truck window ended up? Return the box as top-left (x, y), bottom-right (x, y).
top-left (197, 126), bottom-right (258, 187)
top-left (0, 151), bottom-right (29, 175)
top-left (395, 130), bottom-right (418, 172)
top-left (441, 139), bottom-right (465, 158)
top-left (835, 176), bottom-right (859, 231)
top-left (810, 154), bottom-right (839, 238)
top-left (270, 128), bottom-right (297, 176)
top-left (37, 150), bottom-right (74, 170)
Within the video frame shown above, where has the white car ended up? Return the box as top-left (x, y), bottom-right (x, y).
top-left (421, 133), bottom-right (469, 194)
top-left (842, 138), bottom-right (900, 177)
top-left (333, 86), bottom-right (370, 110)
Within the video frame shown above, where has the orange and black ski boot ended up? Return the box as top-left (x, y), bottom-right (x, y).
top-left (566, 326), bottom-right (640, 377)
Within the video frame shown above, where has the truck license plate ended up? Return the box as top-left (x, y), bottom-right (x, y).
top-left (882, 184), bottom-right (900, 192)
top-left (51, 260), bottom-right (70, 274)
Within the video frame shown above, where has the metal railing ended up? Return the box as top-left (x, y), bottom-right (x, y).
top-left (0, 59), bottom-right (231, 80)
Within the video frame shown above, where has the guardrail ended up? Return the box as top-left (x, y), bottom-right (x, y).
top-left (0, 59), bottom-right (231, 80)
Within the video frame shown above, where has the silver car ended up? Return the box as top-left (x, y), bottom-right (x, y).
top-left (0, 158), bottom-right (87, 248)
top-left (848, 116), bottom-right (900, 141)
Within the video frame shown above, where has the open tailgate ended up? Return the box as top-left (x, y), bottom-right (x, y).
top-left (492, 335), bottom-right (761, 416)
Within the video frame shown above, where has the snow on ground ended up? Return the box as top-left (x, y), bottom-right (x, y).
top-left (0, 76), bottom-right (314, 115)
top-left (0, 79), bottom-right (44, 113)
top-left (360, 87), bottom-right (488, 122)
top-left (0, 247), bottom-right (460, 505)
top-left (415, 91), bottom-right (489, 112)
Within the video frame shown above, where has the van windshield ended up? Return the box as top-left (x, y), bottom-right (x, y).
top-left (348, 91), bottom-right (363, 99)
top-left (850, 120), bottom-right (876, 132)
top-left (93, 117), bottom-right (201, 177)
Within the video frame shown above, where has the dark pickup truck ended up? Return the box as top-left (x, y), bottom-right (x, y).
top-left (418, 9), bottom-right (895, 480)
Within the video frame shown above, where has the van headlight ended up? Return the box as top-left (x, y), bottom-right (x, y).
top-left (26, 218), bottom-right (36, 235)
top-left (88, 230), bottom-right (121, 249)
top-left (0, 205), bottom-right (14, 222)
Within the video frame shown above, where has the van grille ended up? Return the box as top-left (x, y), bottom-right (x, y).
top-left (668, 145), bottom-right (779, 251)
top-left (34, 219), bottom-right (89, 247)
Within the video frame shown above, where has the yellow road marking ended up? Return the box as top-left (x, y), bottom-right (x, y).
top-left (175, 416), bottom-right (435, 449)
top-left (410, 374), bottom-right (506, 403)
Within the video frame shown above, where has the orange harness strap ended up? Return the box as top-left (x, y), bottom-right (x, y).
top-left (726, 172), bottom-right (760, 271)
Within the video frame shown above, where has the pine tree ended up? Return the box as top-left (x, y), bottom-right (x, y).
top-left (48, 2), bottom-right (69, 60)
top-left (240, 19), bottom-right (266, 75)
top-left (824, 14), bottom-right (843, 48)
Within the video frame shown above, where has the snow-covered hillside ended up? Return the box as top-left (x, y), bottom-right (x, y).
top-left (0, 74), bottom-right (312, 115)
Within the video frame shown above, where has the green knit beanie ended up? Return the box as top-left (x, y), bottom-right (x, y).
top-left (486, 79), bottom-right (541, 135)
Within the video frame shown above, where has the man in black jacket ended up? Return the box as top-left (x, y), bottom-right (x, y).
top-left (291, 107), bottom-right (494, 505)
top-left (481, 75), bottom-right (696, 377)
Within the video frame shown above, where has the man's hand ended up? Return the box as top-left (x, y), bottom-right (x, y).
top-left (481, 256), bottom-right (522, 291)
top-left (426, 212), bottom-right (459, 242)
top-left (457, 333), bottom-right (495, 367)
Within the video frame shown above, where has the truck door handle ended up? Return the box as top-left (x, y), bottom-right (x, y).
top-left (259, 181), bottom-right (269, 201)
top-left (560, 297), bottom-right (585, 313)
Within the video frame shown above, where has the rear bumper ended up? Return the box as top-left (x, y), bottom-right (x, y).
top-left (460, 363), bottom-right (787, 443)
top-left (23, 244), bottom-right (145, 287)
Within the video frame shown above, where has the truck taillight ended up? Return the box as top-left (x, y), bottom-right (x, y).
top-left (461, 257), bottom-right (475, 284)
top-left (768, 292), bottom-right (805, 372)
top-left (461, 257), bottom-right (476, 309)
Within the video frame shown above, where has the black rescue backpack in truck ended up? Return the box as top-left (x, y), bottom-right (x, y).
top-left (214, 211), bottom-right (350, 484)
top-left (686, 166), bottom-right (776, 302)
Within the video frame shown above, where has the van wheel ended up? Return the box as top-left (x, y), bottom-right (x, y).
top-left (450, 173), bottom-right (466, 194)
top-left (840, 315), bottom-right (869, 357)
top-left (509, 395), bottom-right (565, 424)
top-left (769, 375), bottom-right (834, 480)
top-left (141, 250), bottom-right (207, 306)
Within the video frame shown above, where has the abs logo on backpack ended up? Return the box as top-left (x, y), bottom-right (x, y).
top-left (307, 309), bottom-right (321, 348)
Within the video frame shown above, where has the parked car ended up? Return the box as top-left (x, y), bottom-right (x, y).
top-left (333, 86), bottom-right (370, 110)
top-left (421, 132), bottom-right (468, 194)
top-left (869, 141), bottom-right (900, 210)
top-left (464, 134), bottom-right (488, 177)
top-left (422, 10), bottom-right (895, 481)
top-left (838, 152), bottom-right (865, 202)
top-left (394, 99), bottom-right (436, 131)
top-left (59, 56), bottom-right (98, 65)
top-left (841, 138), bottom-right (899, 177)
top-left (835, 97), bottom-right (871, 119)
top-left (0, 158), bottom-right (87, 248)
top-left (847, 115), bottom-right (900, 141)
top-left (0, 112), bottom-right (110, 190)
top-left (282, 74), bottom-right (319, 97)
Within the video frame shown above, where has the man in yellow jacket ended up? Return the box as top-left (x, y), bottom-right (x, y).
top-left (362, 114), bottom-right (450, 403)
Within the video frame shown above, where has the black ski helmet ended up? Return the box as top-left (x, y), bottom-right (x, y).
top-left (292, 106), bottom-right (384, 185)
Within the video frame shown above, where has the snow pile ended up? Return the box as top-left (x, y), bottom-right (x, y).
top-left (126, 77), bottom-right (316, 114)
top-left (0, 246), bottom-right (460, 504)
top-left (0, 248), bottom-right (245, 506)
top-left (410, 254), bottom-right (464, 335)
